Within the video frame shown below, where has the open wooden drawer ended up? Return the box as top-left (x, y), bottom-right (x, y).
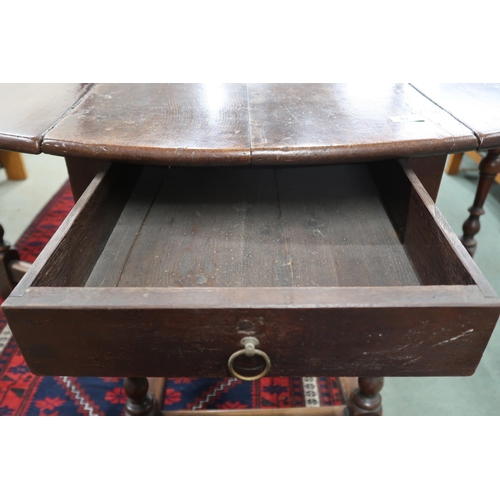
top-left (3, 160), bottom-right (499, 379)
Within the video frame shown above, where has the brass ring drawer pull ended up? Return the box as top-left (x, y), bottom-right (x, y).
top-left (228, 337), bottom-right (271, 381)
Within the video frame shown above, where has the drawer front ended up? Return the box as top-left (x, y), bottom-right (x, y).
top-left (4, 287), bottom-right (499, 378)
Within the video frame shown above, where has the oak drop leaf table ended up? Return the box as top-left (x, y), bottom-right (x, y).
top-left (1, 83), bottom-right (499, 416)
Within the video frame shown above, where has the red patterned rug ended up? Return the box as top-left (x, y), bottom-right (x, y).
top-left (0, 182), bottom-right (344, 415)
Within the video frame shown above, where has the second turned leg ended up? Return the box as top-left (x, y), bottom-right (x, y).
top-left (0, 224), bottom-right (23, 299)
top-left (460, 148), bottom-right (500, 257)
top-left (147, 377), bottom-right (167, 415)
top-left (124, 377), bottom-right (155, 416)
top-left (349, 377), bottom-right (384, 416)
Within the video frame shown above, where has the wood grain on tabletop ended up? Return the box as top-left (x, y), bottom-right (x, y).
top-left (42, 83), bottom-right (251, 166)
top-left (247, 83), bottom-right (478, 164)
top-left (411, 83), bottom-right (500, 149)
top-left (0, 83), bottom-right (93, 153)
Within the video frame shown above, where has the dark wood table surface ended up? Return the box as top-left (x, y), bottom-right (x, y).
top-left (0, 83), bottom-right (483, 164)
top-left (1, 82), bottom-right (486, 204)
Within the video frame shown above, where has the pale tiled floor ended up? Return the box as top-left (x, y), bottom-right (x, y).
top-left (1, 153), bottom-right (500, 415)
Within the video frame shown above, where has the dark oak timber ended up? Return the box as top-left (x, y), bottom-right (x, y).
top-left (349, 377), bottom-right (384, 416)
top-left (43, 84), bottom-right (251, 166)
top-left (8, 260), bottom-right (31, 284)
top-left (5, 285), bottom-right (499, 378)
top-left (40, 84), bottom-right (481, 168)
top-left (405, 155), bottom-right (447, 202)
top-left (66, 157), bottom-right (110, 202)
top-left (162, 407), bottom-right (347, 416)
top-left (124, 377), bottom-right (155, 416)
top-left (28, 165), bottom-right (140, 289)
top-left (369, 161), bottom-right (482, 288)
top-left (248, 83), bottom-right (477, 165)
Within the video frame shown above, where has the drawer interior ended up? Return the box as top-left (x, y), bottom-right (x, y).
top-left (31, 160), bottom-right (476, 290)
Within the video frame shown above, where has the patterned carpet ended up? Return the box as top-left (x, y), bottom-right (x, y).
top-left (0, 182), bottom-right (344, 415)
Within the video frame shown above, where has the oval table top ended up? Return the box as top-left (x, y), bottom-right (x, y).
top-left (1, 83), bottom-right (499, 166)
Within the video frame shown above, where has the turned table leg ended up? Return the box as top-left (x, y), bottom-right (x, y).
top-left (349, 377), bottom-right (384, 416)
top-left (0, 224), bottom-right (12, 298)
top-left (0, 225), bottom-right (22, 299)
top-left (0, 225), bottom-right (32, 299)
top-left (124, 377), bottom-right (155, 416)
top-left (460, 148), bottom-right (500, 257)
